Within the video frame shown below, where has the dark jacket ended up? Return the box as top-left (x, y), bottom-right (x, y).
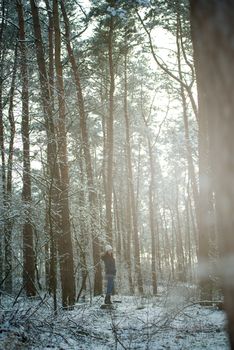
top-left (101, 253), bottom-right (116, 276)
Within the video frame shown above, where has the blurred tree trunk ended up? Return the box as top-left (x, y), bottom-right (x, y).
top-left (175, 194), bottom-right (185, 281)
top-left (161, 206), bottom-right (174, 279)
top-left (124, 46), bottom-right (143, 294)
top-left (148, 137), bottom-right (158, 295)
top-left (176, 9), bottom-right (199, 227)
top-left (142, 107), bottom-right (158, 294)
top-left (60, 0), bottom-right (102, 296)
top-left (185, 184), bottom-right (192, 281)
top-left (113, 189), bottom-right (122, 257)
top-left (167, 228), bottom-right (175, 279)
top-left (188, 193), bottom-right (198, 257)
top-left (123, 56), bottom-right (134, 295)
top-left (17, 0), bottom-right (36, 297)
top-left (197, 94), bottom-right (213, 301)
top-left (0, 0), bottom-right (6, 284)
top-left (176, 5), bottom-right (213, 298)
top-left (170, 204), bottom-right (185, 281)
top-left (4, 43), bottom-right (17, 293)
top-left (105, 14), bottom-right (115, 245)
top-left (125, 181), bottom-right (134, 294)
top-left (190, 1), bottom-right (234, 346)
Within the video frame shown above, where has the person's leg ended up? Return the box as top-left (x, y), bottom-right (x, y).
top-left (107, 276), bottom-right (114, 294)
top-left (105, 276), bottom-right (114, 304)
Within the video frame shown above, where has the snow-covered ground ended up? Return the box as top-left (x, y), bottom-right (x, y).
top-left (0, 285), bottom-right (229, 349)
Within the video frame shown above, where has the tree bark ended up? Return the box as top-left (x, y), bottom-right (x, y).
top-left (176, 9), bottom-right (199, 227)
top-left (176, 6), bottom-right (212, 293)
top-left (53, 0), bottom-right (75, 308)
top-left (0, 0), bottom-right (6, 285)
top-left (141, 98), bottom-right (160, 293)
top-left (105, 14), bottom-right (115, 245)
top-left (190, 1), bottom-right (234, 346)
top-left (30, 0), bottom-right (60, 306)
top-left (44, 0), bottom-right (56, 301)
top-left (148, 137), bottom-right (158, 295)
top-left (45, 0), bottom-right (55, 109)
top-left (124, 48), bottom-right (143, 294)
top-left (4, 43), bottom-right (17, 293)
top-left (30, 0), bottom-right (75, 307)
top-left (60, 0), bottom-right (102, 296)
top-left (17, 0), bottom-right (36, 297)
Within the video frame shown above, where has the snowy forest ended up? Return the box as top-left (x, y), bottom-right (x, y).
top-left (0, 0), bottom-right (234, 349)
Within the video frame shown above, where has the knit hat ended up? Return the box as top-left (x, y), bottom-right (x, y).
top-left (105, 244), bottom-right (113, 252)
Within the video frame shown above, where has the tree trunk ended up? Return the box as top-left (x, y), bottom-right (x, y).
top-left (125, 179), bottom-right (134, 294)
top-left (60, 0), bottom-right (102, 296)
top-left (185, 183), bottom-right (193, 281)
top-left (53, 0), bottom-right (75, 308)
top-left (30, 0), bottom-right (60, 307)
top-left (190, 1), bottom-right (234, 346)
top-left (176, 10), bottom-right (199, 227)
top-left (124, 49), bottom-right (143, 294)
top-left (175, 194), bottom-right (185, 281)
top-left (44, 0), bottom-right (56, 301)
top-left (4, 43), bottom-right (17, 293)
top-left (30, 0), bottom-right (75, 307)
top-left (176, 6), bottom-right (213, 296)
top-left (197, 95), bottom-right (214, 300)
top-left (44, 0), bottom-right (54, 106)
top-left (113, 189), bottom-right (122, 257)
top-left (148, 137), bottom-right (157, 295)
top-left (17, 0), bottom-right (36, 297)
top-left (0, 0), bottom-right (6, 284)
top-left (105, 15), bottom-right (115, 245)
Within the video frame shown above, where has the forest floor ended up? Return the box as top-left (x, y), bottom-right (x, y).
top-left (0, 284), bottom-right (229, 349)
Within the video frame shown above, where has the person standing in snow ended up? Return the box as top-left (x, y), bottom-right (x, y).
top-left (101, 245), bottom-right (116, 304)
